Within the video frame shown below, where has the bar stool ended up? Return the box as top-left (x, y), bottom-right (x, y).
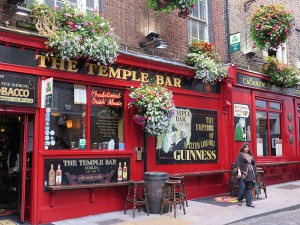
top-left (160, 180), bottom-right (186, 218)
top-left (169, 175), bottom-right (188, 207)
top-left (124, 180), bottom-right (149, 218)
top-left (256, 167), bottom-right (267, 198)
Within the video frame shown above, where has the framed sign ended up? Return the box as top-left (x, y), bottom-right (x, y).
top-left (234, 104), bottom-right (251, 142)
top-left (156, 107), bottom-right (218, 164)
top-left (44, 157), bottom-right (130, 190)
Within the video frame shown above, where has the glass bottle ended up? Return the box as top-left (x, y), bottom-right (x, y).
top-left (55, 164), bottom-right (62, 185)
top-left (48, 164), bottom-right (55, 186)
top-left (122, 162), bottom-right (127, 181)
top-left (117, 162), bottom-right (122, 181)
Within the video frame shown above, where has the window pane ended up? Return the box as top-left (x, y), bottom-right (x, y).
top-left (270, 102), bottom-right (280, 110)
top-left (255, 99), bottom-right (267, 108)
top-left (256, 112), bottom-right (268, 156)
top-left (47, 82), bottom-right (86, 150)
top-left (270, 113), bottom-right (281, 156)
top-left (199, 0), bottom-right (206, 21)
top-left (90, 87), bottom-right (124, 150)
top-left (191, 0), bottom-right (199, 18)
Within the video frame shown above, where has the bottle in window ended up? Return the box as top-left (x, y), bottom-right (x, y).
top-left (55, 164), bottom-right (62, 185)
top-left (48, 164), bottom-right (55, 186)
top-left (117, 162), bottom-right (122, 181)
top-left (122, 162), bottom-right (127, 181)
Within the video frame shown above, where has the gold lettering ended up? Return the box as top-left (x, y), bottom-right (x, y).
top-left (156, 75), bottom-right (164, 86)
top-left (140, 72), bottom-right (149, 83)
top-left (67, 60), bottom-right (78, 72)
top-left (86, 63), bottom-right (97, 75)
top-left (51, 58), bottom-right (65, 70)
top-left (131, 71), bottom-right (140, 81)
top-left (98, 65), bottom-right (108, 77)
top-left (173, 77), bottom-right (181, 87)
top-left (36, 54), bottom-right (50, 68)
top-left (164, 77), bottom-right (173, 86)
top-left (108, 67), bottom-right (121, 78)
top-left (122, 69), bottom-right (132, 80)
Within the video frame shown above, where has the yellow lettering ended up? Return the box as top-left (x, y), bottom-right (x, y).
top-left (173, 78), bottom-right (181, 87)
top-left (156, 75), bottom-right (164, 86)
top-left (108, 67), bottom-right (121, 78)
top-left (140, 72), bottom-right (149, 83)
top-left (36, 54), bottom-right (50, 68)
top-left (98, 65), bottom-right (108, 77)
top-left (122, 69), bottom-right (132, 80)
top-left (67, 60), bottom-right (78, 72)
top-left (51, 58), bottom-right (65, 70)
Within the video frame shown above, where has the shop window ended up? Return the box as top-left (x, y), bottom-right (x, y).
top-left (90, 87), bottom-right (124, 150)
top-left (28, 0), bottom-right (103, 13)
top-left (256, 99), bottom-right (282, 157)
top-left (47, 82), bottom-right (86, 150)
top-left (188, 0), bottom-right (209, 41)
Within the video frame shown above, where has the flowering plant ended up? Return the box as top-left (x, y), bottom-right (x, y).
top-left (249, 4), bottom-right (294, 50)
top-left (148, 0), bottom-right (196, 18)
top-left (262, 56), bottom-right (300, 88)
top-left (31, 3), bottom-right (119, 65)
top-left (186, 39), bottom-right (227, 83)
top-left (128, 82), bottom-right (176, 136)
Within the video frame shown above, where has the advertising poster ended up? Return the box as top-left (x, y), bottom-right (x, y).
top-left (156, 107), bottom-right (218, 164)
top-left (234, 104), bottom-right (251, 142)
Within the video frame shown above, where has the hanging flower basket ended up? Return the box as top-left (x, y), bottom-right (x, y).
top-left (147, 0), bottom-right (196, 18)
top-left (249, 4), bottom-right (294, 50)
top-left (128, 82), bottom-right (176, 136)
top-left (186, 39), bottom-right (227, 83)
top-left (31, 3), bottom-right (119, 65)
top-left (262, 56), bottom-right (300, 88)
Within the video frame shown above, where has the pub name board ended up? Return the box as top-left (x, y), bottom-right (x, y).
top-left (0, 71), bottom-right (38, 106)
top-left (237, 73), bottom-right (300, 97)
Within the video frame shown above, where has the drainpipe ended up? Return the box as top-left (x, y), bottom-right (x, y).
top-left (226, 0), bottom-right (231, 64)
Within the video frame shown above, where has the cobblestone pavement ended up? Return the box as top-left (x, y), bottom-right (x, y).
top-left (228, 207), bottom-right (300, 225)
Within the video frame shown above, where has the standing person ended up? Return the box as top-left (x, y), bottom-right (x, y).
top-left (234, 142), bottom-right (257, 207)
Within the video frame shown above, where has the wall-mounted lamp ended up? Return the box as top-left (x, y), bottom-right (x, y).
top-left (245, 51), bottom-right (266, 65)
top-left (66, 120), bottom-right (73, 129)
top-left (244, 0), bottom-right (257, 12)
top-left (8, 0), bottom-right (32, 16)
top-left (139, 32), bottom-right (168, 50)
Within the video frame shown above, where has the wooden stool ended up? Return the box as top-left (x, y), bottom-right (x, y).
top-left (256, 167), bottom-right (267, 198)
top-left (169, 175), bottom-right (188, 207)
top-left (124, 180), bottom-right (149, 218)
top-left (160, 180), bottom-right (186, 218)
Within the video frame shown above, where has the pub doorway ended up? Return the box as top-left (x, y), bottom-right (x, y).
top-left (0, 113), bottom-right (33, 223)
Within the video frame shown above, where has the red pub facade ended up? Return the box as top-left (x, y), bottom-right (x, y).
top-left (0, 0), bottom-right (299, 224)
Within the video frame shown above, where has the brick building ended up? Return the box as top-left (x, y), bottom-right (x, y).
top-left (0, 0), bottom-right (299, 224)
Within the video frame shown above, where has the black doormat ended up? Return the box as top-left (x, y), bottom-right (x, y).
top-left (277, 184), bottom-right (300, 190)
top-left (192, 193), bottom-right (263, 207)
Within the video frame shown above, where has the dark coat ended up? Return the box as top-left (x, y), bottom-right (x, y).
top-left (234, 142), bottom-right (257, 178)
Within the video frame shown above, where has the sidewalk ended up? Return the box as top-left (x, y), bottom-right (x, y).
top-left (51, 180), bottom-right (300, 225)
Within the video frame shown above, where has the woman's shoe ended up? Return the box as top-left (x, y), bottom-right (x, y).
top-left (238, 202), bottom-right (242, 206)
top-left (246, 204), bottom-right (255, 208)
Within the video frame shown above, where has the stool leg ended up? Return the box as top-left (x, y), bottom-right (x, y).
top-left (182, 181), bottom-right (188, 207)
top-left (124, 185), bottom-right (131, 214)
top-left (143, 186), bottom-right (150, 216)
top-left (133, 184), bottom-right (137, 218)
top-left (172, 185), bottom-right (177, 218)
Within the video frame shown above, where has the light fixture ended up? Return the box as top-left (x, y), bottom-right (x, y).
top-left (245, 52), bottom-right (266, 65)
top-left (66, 120), bottom-right (73, 129)
top-left (139, 32), bottom-right (168, 50)
top-left (8, 0), bottom-right (32, 16)
top-left (244, 0), bottom-right (257, 12)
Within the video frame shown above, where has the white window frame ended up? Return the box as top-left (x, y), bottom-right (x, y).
top-left (31, 0), bottom-right (100, 13)
top-left (188, 0), bottom-right (209, 42)
top-left (263, 43), bottom-right (287, 64)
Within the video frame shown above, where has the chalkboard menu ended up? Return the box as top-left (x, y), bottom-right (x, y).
top-left (44, 157), bottom-right (130, 190)
top-left (96, 107), bottom-right (119, 141)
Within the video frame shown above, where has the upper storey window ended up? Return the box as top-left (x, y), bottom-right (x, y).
top-left (188, 0), bottom-right (208, 41)
top-left (26, 0), bottom-right (102, 13)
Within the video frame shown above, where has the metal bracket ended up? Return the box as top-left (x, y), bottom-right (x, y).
top-left (244, 0), bottom-right (257, 12)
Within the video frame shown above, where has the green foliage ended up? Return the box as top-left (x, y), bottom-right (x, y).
top-left (249, 4), bottom-right (294, 50)
top-left (147, 0), bottom-right (196, 18)
top-left (128, 83), bottom-right (176, 136)
top-left (186, 39), bottom-right (227, 83)
top-left (31, 2), bottom-right (119, 65)
top-left (262, 56), bottom-right (299, 88)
